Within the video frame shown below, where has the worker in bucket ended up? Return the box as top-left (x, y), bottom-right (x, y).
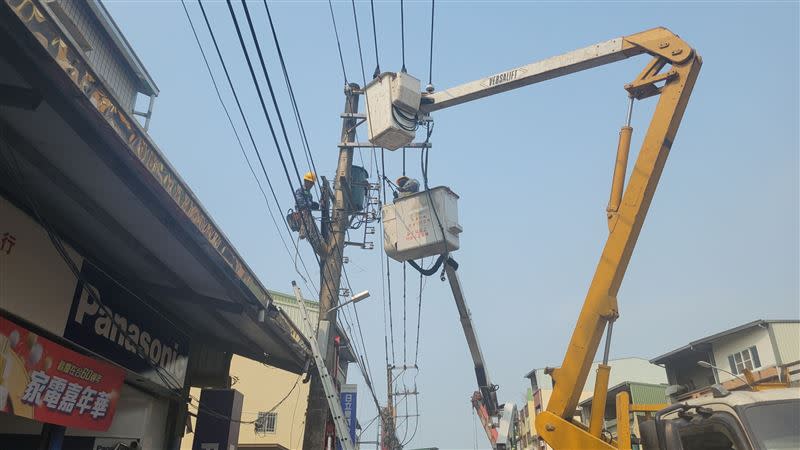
top-left (394, 175), bottom-right (420, 200)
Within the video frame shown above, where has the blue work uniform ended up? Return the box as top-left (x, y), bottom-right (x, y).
top-left (294, 188), bottom-right (319, 210)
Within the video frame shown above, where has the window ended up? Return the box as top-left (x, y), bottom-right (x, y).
top-left (674, 413), bottom-right (748, 450)
top-left (727, 346), bottom-right (761, 375)
top-left (255, 411), bottom-right (277, 435)
top-left (741, 399), bottom-right (800, 450)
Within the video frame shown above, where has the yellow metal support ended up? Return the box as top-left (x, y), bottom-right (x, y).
top-left (536, 27), bottom-right (702, 450)
top-left (615, 392), bottom-right (632, 450)
top-left (589, 364), bottom-right (612, 437)
top-left (630, 403), bottom-right (668, 413)
top-left (537, 411), bottom-right (617, 450)
top-left (607, 125), bottom-right (633, 231)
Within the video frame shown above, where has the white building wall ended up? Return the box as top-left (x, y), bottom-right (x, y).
top-left (711, 326), bottom-right (776, 382)
top-left (46, 0), bottom-right (139, 112)
top-left (770, 322), bottom-right (800, 364)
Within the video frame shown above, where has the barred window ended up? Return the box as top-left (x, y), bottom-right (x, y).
top-left (727, 346), bottom-right (762, 375)
top-left (255, 411), bottom-right (277, 435)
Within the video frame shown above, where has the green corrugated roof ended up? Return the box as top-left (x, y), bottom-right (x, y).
top-left (629, 382), bottom-right (667, 404)
top-left (268, 289), bottom-right (318, 310)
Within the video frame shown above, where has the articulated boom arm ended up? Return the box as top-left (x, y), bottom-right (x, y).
top-left (421, 27), bottom-right (701, 450)
top-left (534, 28), bottom-right (700, 450)
top-left (419, 27), bottom-right (695, 113)
top-left (444, 259), bottom-right (515, 449)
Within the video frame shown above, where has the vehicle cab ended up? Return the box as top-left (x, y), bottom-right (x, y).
top-left (639, 387), bottom-right (800, 450)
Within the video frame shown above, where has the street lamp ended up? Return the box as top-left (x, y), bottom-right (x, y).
top-left (697, 360), bottom-right (752, 389)
top-left (327, 290), bottom-right (370, 315)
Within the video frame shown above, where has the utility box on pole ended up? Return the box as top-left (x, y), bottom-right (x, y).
top-left (365, 72), bottom-right (421, 150)
top-left (382, 187), bottom-right (462, 262)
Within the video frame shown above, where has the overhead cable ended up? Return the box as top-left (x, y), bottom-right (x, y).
top-left (327, 0), bottom-right (348, 84)
top-left (191, 0), bottom-right (319, 293)
top-left (223, 0), bottom-right (297, 191)
top-left (400, 0), bottom-right (406, 73)
top-left (427, 0), bottom-right (436, 86)
top-left (239, 0), bottom-right (304, 187)
top-left (369, 0), bottom-right (380, 78)
top-left (261, 0), bottom-right (321, 197)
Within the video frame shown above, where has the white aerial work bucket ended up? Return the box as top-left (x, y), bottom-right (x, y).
top-left (382, 186), bottom-right (462, 262)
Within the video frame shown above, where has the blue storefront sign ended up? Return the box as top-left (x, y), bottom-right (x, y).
top-left (64, 261), bottom-right (190, 388)
top-left (338, 384), bottom-right (358, 450)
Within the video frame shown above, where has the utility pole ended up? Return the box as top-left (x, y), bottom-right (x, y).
top-left (382, 364), bottom-right (416, 449)
top-left (303, 83), bottom-right (360, 449)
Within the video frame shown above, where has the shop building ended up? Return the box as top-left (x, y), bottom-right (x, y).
top-left (0, 0), bottom-right (311, 448)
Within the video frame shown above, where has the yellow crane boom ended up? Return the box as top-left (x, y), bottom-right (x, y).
top-left (371, 26), bottom-right (701, 450)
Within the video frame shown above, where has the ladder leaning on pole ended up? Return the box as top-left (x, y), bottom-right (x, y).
top-left (291, 281), bottom-right (355, 450)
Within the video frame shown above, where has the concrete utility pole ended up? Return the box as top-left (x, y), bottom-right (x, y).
top-left (303, 83), bottom-right (360, 449)
top-left (383, 367), bottom-right (398, 450)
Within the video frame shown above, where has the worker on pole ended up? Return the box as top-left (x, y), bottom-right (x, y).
top-left (295, 171), bottom-right (320, 211)
top-left (294, 172), bottom-right (324, 254)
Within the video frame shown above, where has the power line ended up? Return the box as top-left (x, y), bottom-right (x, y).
top-left (181, 0), bottom-right (317, 292)
top-left (238, 0), bottom-right (304, 188)
top-left (414, 270), bottom-right (424, 365)
top-left (190, 0), bottom-right (320, 294)
top-left (231, 4), bottom-right (383, 437)
top-left (427, 0), bottom-right (436, 87)
top-left (327, 0), bottom-right (348, 84)
top-left (400, 0), bottom-right (406, 73)
top-left (214, 1), bottom-right (354, 370)
top-left (350, 0), bottom-right (369, 85)
top-left (261, 0), bottom-right (320, 197)
top-left (223, 0), bottom-right (297, 192)
top-left (382, 152), bottom-right (396, 365)
top-left (238, 0), bottom-right (382, 428)
top-left (185, 12), bottom-right (347, 427)
top-left (403, 262), bottom-right (407, 364)
top-left (369, 0), bottom-right (380, 78)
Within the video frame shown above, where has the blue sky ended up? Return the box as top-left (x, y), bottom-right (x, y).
top-left (104, 1), bottom-right (799, 448)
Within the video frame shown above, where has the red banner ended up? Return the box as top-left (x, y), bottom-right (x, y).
top-left (0, 315), bottom-right (125, 431)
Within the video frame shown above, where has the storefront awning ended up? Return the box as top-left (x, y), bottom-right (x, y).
top-left (0, 0), bottom-right (310, 377)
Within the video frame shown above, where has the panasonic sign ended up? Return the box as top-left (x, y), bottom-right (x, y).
top-left (65, 262), bottom-right (189, 388)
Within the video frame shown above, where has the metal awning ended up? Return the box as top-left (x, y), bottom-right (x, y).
top-left (0, 0), bottom-right (309, 375)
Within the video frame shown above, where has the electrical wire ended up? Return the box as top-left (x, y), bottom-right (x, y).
top-left (413, 270), bottom-right (424, 365)
top-left (181, 0), bottom-right (318, 295)
top-left (400, 0), bottom-right (406, 73)
top-left (350, 0), bottom-right (369, 87)
top-left (190, 0), bottom-right (319, 295)
top-left (403, 261), bottom-right (407, 364)
top-left (223, 0), bottom-right (297, 192)
top-left (327, 0), bottom-right (348, 84)
top-left (237, 0), bottom-right (383, 432)
top-left (369, 0), bottom-right (380, 78)
top-left (288, 376), bottom-right (303, 448)
top-left (261, 0), bottom-right (321, 199)
top-left (239, 0), bottom-right (304, 187)
top-left (427, 0), bottom-right (436, 86)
